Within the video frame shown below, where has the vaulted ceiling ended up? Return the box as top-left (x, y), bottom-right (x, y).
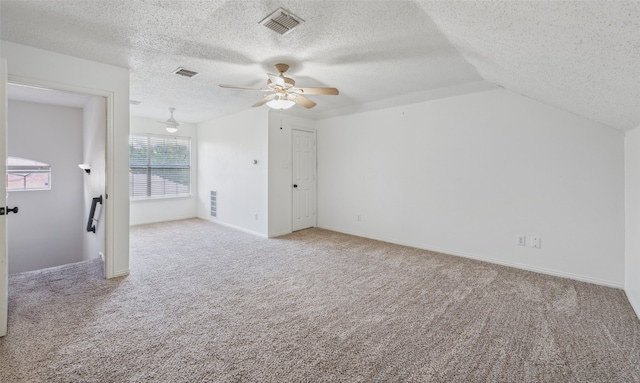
top-left (1, 1), bottom-right (638, 130)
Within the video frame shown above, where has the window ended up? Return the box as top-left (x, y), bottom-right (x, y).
top-left (129, 134), bottom-right (191, 199)
top-left (7, 157), bottom-right (51, 191)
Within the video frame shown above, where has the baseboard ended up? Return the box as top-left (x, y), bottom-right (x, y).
top-left (269, 230), bottom-right (292, 238)
top-left (625, 288), bottom-right (640, 319)
top-left (317, 225), bottom-right (623, 289)
top-left (199, 216), bottom-right (268, 238)
top-left (110, 269), bottom-right (130, 279)
top-left (129, 215), bottom-right (198, 227)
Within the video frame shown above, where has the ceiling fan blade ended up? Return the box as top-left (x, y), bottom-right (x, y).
top-left (219, 84), bottom-right (270, 91)
top-left (290, 94), bottom-right (316, 109)
top-left (252, 94), bottom-right (276, 107)
top-left (294, 87), bottom-right (339, 95)
top-left (267, 74), bottom-right (285, 87)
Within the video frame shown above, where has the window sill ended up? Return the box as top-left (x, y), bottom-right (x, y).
top-left (8, 188), bottom-right (51, 192)
top-left (130, 194), bottom-right (193, 202)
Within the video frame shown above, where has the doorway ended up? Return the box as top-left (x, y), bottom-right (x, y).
top-left (292, 129), bottom-right (317, 231)
top-left (6, 83), bottom-right (106, 273)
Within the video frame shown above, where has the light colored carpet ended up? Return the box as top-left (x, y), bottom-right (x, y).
top-left (1, 218), bottom-right (639, 382)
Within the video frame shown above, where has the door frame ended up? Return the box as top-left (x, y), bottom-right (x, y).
top-left (291, 127), bottom-right (317, 231)
top-left (7, 75), bottom-right (116, 279)
top-left (1, 59), bottom-right (8, 337)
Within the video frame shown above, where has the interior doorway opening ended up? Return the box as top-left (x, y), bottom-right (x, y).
top-left (6, 83), bottom-right (107, 274)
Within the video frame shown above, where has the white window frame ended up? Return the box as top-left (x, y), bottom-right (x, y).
top-left (7, 156), bottom-right (51, 192)
top-left (129, 133), bottom-right (191, 200)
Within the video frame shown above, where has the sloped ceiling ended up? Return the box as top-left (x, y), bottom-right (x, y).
top-left (417, 1), bottom-right (640, 131)
top-left (1, 1), bottom-right (638, 130)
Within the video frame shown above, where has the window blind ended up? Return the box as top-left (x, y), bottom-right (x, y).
top-left (129, 134), bottom-right (191, 198)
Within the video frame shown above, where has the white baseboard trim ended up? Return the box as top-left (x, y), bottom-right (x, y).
top-left (317, 225), bottom-right (623, 289)
top-left (625, 289), bottom-right (640, 319)
top-left (111, 269), bottom-right (130, 278)
top-left (269, 230), bottom-right (292, 238)
top-left (199, 216), bottom-right (268, 238)
top-left (129, 215), bottom-right (198, 227)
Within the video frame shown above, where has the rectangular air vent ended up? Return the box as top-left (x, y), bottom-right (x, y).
top-left (259, 8), bottom-right (304, 35)
top-left (129, 100), bottom-right (142, 105)
top-left (210, 190), bottom-right (217, 217)
top-left (173, 67), bottom-right (199, 78)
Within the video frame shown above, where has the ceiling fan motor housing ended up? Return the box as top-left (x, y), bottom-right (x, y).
top-left (275, 63), bottom-right (290, 74)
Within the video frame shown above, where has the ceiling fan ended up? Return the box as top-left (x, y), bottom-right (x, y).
top-left (159, 107), bottom-right (180, 133)
top-left (219, 63), bottom-right (339, 110)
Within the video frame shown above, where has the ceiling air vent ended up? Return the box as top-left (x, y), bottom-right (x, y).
top-left (259, 8), bottom-right (304, 35)
top-left (129, 100), bottom-right (142, 106)
top-left (173, 67), bottom-right (199, 78)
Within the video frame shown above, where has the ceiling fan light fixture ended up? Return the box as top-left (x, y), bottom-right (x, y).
top-left (219, 63), bottom-right (338, 110)
top-left (164, 107), bottom-right (179, 133)
top-left (266, 96), bottom-right (295, 110)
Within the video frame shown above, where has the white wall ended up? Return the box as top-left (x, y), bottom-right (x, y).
top-left (7, 100), bottom-right (84, 273)
top-left (197, 108), bottom-right (269, 236)
top-left (625, 126), bottom-right (640, 316)
top-left (1, 41), bottom-right (130, 278)
top-left (267, 111), bottom-right (316, 237)
top-left (317, 88), bottom-right (625, 287)
top-left (82, 96), bottom-right (106, 262)
top-left (129, 116), bottom-right (198, 226)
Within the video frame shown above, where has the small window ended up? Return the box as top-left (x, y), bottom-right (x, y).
top-left (7, 157), bottom-right (51, 191)
top-left (129, 134), bottom-right (191, 199)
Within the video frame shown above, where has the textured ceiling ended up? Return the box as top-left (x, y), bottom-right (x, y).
top-left (417, 1), bottom-right (640, 131)
top-left (1, 1), bottom-right (638, 131)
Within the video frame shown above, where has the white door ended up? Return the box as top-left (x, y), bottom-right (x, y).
top-left (292, 129), bottom-right (316, 231)
top-left (0, 59), bottom-right (8, 337)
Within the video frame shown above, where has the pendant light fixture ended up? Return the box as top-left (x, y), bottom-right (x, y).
top-left (164, 107), bottom-right (179, 133)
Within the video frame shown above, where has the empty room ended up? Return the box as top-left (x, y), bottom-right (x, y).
top-left (1, 1), bottom-right (639, 382)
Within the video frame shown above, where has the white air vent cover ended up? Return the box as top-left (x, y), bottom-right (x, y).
top-left (259, 8), bottom-right (304, 35)
top-left (210, 190), bottom-right (217, 218)
top-left (173, 67), bottom-right (199, 78)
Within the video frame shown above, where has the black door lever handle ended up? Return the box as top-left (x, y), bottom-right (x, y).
top-left (1, 206), bottom-right (19, 215)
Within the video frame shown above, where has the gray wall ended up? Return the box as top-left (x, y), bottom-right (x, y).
top-left (8, 100), bottom-right (84, 273)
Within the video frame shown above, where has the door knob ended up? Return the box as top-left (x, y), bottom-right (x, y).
top-left (0, 206), bottom-right (19, 215)
top-left (293, 184), bottom-right (298, 188)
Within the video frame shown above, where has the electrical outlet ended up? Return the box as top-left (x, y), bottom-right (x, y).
top-left (516, 235), bottom-right (526, 246)
top-left (356, 214), bottom-right (361, 221)
top-left (254, 213), bottom-right (258, 220)
top-left (531, 236), bottom-right (541, 248)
